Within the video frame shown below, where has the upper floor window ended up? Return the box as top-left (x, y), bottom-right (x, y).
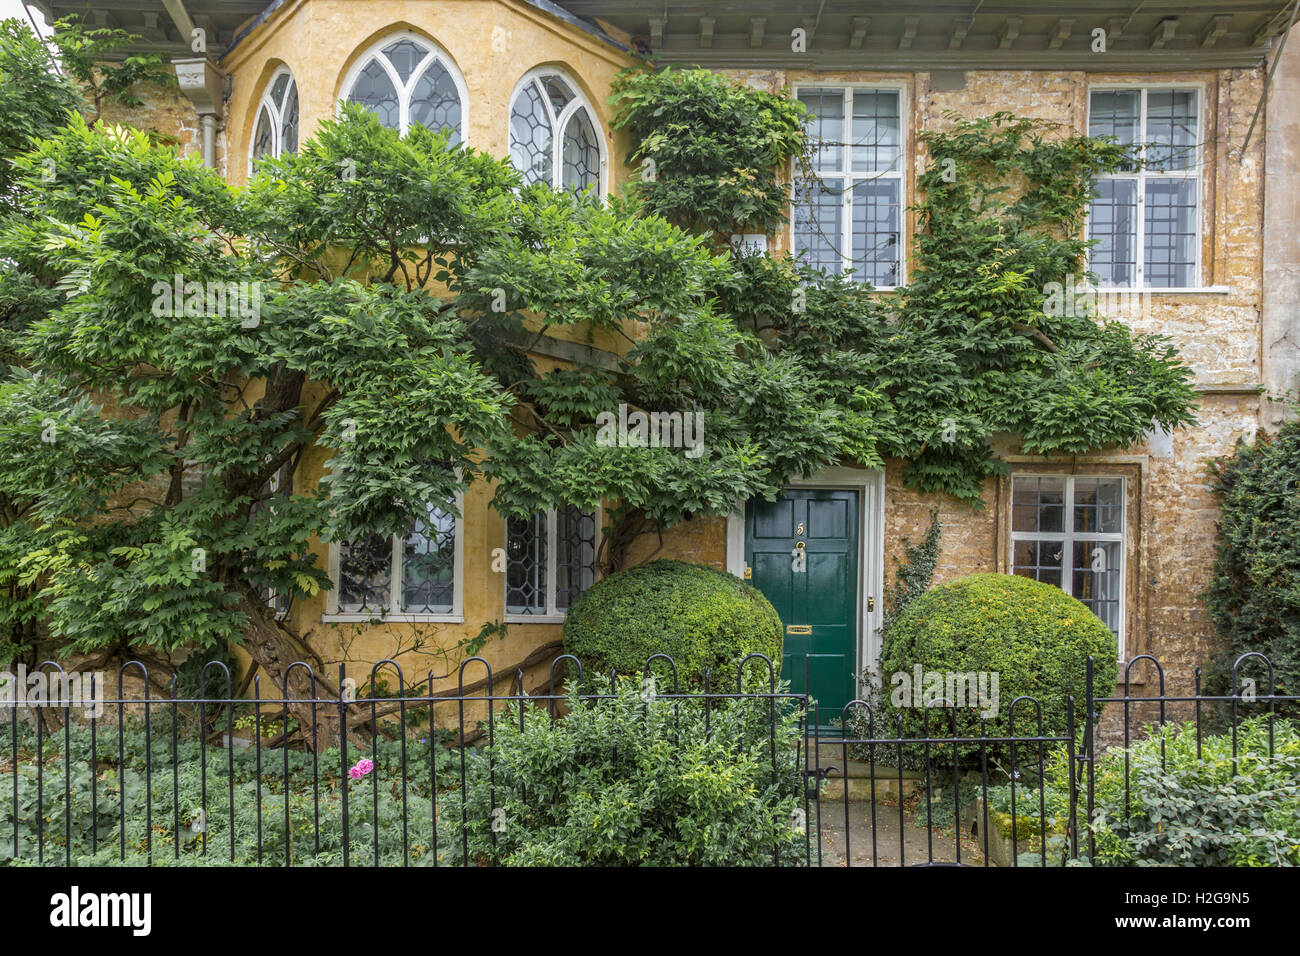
top-left (509, 70), bottom-right (602, 196)
top-left (329, 499), bottom-right (461, 619)
top-left (251, 67), bottom-right (299, 163)
top-left (341, 34), bottom-right (465, 143)
top-left (792, 86), bottom-right (903, 288)
top-left (1010, 475), bottom-right (1126, 654)
top-left (505, 505), bottom-right (598, 618)
top-left (1088, 88), bottom-right (1200, 289)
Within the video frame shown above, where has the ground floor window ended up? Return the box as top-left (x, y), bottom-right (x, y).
top-left (1010, 475), bottom-right (1125, 650)
top-left (334, 500), bottom-right (459, 616)
top-left (505, 505), bottom-right (598, 618)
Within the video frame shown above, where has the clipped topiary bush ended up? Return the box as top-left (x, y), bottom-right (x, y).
top-left (871, 572), bottom-right (1118, 767)
top-left (563, 559), bottom-right (782, 685)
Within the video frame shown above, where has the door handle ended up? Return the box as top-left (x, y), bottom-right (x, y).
top-left (786, 624), bottom-right (812, 635)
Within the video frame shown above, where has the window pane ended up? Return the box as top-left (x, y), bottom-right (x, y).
top-left (510, 82), bottom-right (552, 186)
top-left (1072, 540), bottom-right (1122, 635)
top-left (381, 39), bottom-right (429, 84)
top-left (505, 513), bottom-right (546, 615)
top-left (1088, 179), bottom-right (1138, 286)
top-left (403, 505), bottom-right (455, 613)
top-left (561, 107), bottom-right (600, 196)
top-left (793, 179), bottom-right (842, 275)
top-left (556, 506), bottom-right (597, 610)
top-left (542, 74), bottom-right (574, 113)
top-left (1011, 476), bottom-right (1065, 533)
top-left (270, 72), bottom-right (290, 109)
top-left (252, 105), bottom-right (274, 161)
top-left (1144, 178), bottom-right (1196, 287)
top-left (1145, 90), bottom-right (1197, 172)
top-left (851, 179), bottom-right (900, 286)
top-left (280, 80), bottom-right (299, 156)
top-left (409, 59), bottom-right (462, 144)
top-left (348, 59), bottom-right (400, 130)
top-left (1088, 90), bottom-right (1140, 170)
top-left (798, 88), bottom-right (843, 173)
top-left (1012, 539), bottom-right (1063, 588)
top-left (850, 90), bottom-right (900, 173)
top-left (1073, 477), bottom-right (1123, 534)
top-left (339, 533), bottom-right (391, 612)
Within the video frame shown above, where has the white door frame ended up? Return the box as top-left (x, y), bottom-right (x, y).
top-left (726, 466), bottom-right (886, 684)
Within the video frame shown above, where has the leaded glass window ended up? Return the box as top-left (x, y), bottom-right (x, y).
top-left (792, 87), bottom-right (903, 287)
top-left (1010, 475), bottom-right (1126, 654)
top-left (336, 501), bottom-right (459, 616)
top-left (250, 66), bottom-right (299, 165)
top-left (1088, 88), bottom-right (1200, 288)
top-left (343, 34), bottom-right (464, 143)
top-left (504, 506), bottom-right (598, 617)
top-left (509, 71), bottom-right (602, 196)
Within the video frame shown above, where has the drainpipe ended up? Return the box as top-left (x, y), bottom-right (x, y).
top-left (173, 57), bottom-right (224, 170)
top-left (200, 114), bottom-right (216, 168)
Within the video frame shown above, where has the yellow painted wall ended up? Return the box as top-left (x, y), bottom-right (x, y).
top-left (213, 0), bottom-right (638, 696)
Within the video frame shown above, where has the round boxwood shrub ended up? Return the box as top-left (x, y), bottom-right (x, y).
top-left (563, 559), bottom-right (782, 685)
top-left (874, 573), bottom-right (1118, 768)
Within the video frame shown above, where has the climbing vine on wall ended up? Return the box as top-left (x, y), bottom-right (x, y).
top-left (611, 73), bottom-right (1199, 506)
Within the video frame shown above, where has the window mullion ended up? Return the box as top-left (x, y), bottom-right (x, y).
top-left (843, 87), bottom-right (854, 274)
top-left (1137, 91), bottom-right (1147, 287)
top-left (390, 534), bottom-right (402, 613)
top-left (1062, 478), bottom-right (1075, 597)
top-left (546, 510), bottom-right (558, 616)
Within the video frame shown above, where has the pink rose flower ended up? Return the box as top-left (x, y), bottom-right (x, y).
top-left (349, 758), bottom-right (374, 779)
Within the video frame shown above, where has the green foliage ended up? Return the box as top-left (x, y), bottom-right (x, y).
top-left (563, 560), bottom-right (782, 685)
top-left (1084, 717), bottom-right (1300, 866)
top-left (0, 20), bottom-right (82, 217)
top-left (882, 510), bottom-right (942, 636)
top-left (609, 67), bottom-right (808, 237)
top-left (0, 718), bottom-right (460, 866)
top-left (873, 573), bottom-right (1117, 766)
top-left (48, 15), bottom-right (174, 125)
top-left (614, 100), bottom-right (1199, 507)
top-left (1204, 411), bottom-right (1300, 709)
top-left (0, 45), bottom-right (1197, 705)
top-left (996, 717), bottom-right (1300, 866)
top-left (436, 677), bottom-right (804, 865)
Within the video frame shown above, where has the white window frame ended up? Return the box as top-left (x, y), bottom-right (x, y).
top-left (507, 67), bottom-right (608, 198)
top-left (337, 31), bottom-right (470, 143)
top-left (248, 65), bottom-right (298, 173)
top-left (789, 82), bottom-right (907, 291)
top-left (323, 492), bottom-right (465, 623)
top-left (1008, 474), bottom-right (1127, 658)
top-left (1086, 83), bottom-right (1204, 292)
top-left (503, 506), bottom-right (601, 623)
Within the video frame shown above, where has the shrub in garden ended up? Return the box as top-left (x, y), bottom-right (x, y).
top-left (993, 717), bottom-right (1300, 866)
top-left (1081, 717), bottom-right (1300, 866)
top-left (0, 719), bottom-right (458, 866)
top-left (436, 677), bottom-right (804, 866)
top-left (866, 573), bottom-right (1117, 768)
top-left (563, 559), bottom-right (783, 685)
top-left (1204, 413), bottom-right (1300, 710)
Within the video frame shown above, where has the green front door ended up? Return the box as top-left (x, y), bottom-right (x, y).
top-left (745, 489), bottom-right (859, 726)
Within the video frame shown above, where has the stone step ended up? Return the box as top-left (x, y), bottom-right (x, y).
top-left (811, 756), bottom-right (925, 801)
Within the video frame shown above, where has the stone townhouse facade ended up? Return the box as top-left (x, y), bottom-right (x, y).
top-left (37, 0), bottom-right (1300, 711)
